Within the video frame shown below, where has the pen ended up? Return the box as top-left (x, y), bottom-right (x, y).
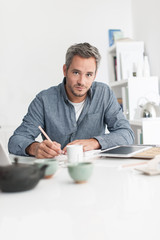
top-left (38, 126), bottom-right (64, 155)
top-left (38, 126), bottom-right (52, 142)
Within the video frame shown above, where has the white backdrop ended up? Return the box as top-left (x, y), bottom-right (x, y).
top-left (0, 0), bottom-right (132, 127)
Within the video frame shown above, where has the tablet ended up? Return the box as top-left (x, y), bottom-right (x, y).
top-left (101, 145), bottom-right (152, 158)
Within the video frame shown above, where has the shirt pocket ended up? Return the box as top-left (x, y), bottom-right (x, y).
top-left (82, 112), bottom-right (104, 137)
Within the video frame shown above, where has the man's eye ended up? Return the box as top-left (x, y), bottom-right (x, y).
top-left (73, 71), bottom-right (79, 75)
top-left (87, 73), bottom-right (92, 77)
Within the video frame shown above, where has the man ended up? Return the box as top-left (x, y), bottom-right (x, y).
top-left (8, 42), bottom-right (134, 158)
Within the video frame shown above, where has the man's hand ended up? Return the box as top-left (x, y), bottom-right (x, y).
top-left (26, 140), bottom-right (63, 159)
top-left (63, 138), bottom-right (101, 153)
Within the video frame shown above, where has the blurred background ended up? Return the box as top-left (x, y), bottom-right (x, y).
top-left (0, 0), bottom-right (159, 148)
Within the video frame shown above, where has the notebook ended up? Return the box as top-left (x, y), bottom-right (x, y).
top-left (132, 147), bottom-right (160, 159)
top-left (101, 145), bottom-right (152, 158)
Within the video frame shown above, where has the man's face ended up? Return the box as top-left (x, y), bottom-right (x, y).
top-left (63, 55), bottom-right (97, 102)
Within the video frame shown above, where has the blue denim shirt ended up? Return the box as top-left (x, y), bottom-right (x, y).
top-left (8, 78), bottom-right (134, 156)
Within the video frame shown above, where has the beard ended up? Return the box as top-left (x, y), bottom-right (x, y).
top-left (68, 84), bottom-right (88, 97)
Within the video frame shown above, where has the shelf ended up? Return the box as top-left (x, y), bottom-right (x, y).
top-left (107, 41), bottom-right (160, 145)
top-left (108, 41), bottom-right (144, 82)
top-left (108, 40), bottom-right (138, 54)
top-left (109, 80), bottom-right (128, 87)
top-left (129, 119), bottom-right (142, 126)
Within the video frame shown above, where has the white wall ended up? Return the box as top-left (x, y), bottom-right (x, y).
top-left (131, 0), bottom-right (160, 85)
top-left (0, 0), bottom-right (132, 127)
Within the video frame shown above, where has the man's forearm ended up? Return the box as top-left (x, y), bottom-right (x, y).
top-left (95, 128), bottom-right (134, 150)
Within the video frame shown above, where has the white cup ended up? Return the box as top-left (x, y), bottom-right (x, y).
top-left (67, 145), bottom-right (83, 163)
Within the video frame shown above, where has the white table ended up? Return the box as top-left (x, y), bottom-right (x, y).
top-left (0, 156), bottom-right (160, 240)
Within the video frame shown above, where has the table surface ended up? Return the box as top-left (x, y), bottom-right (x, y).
top-left (0, 155), bottom-right (160, 240)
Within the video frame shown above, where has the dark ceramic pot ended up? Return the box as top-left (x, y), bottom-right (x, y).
top-left (0, 158), bottom-right (47, 192)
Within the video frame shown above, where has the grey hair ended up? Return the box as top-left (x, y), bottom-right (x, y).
top-left (65, 42), bottom-right (101, 72)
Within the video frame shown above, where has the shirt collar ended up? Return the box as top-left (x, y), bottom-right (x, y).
top-left (60, 77), bottom-right (69, 102)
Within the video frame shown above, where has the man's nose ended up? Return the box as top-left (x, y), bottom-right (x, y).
top-left (77, 74), bottom-right (85, 85)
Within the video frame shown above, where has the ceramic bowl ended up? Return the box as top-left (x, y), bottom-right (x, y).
top-left (35, 159), bottom-right (58, 179)
top-left (67, 162), bottom-right (93, 183)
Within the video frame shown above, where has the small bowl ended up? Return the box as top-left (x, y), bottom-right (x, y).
top-left (68, 162), bottom-right (93, 183)
top-left (35, 159), bottom-right (58, 179)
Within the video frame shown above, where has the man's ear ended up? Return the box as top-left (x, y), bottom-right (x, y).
top-left (63, 64), bottom-right (67, 77)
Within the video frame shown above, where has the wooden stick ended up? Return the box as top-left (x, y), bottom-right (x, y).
top-left (122, 161), bottom-right (148, 168)
top-left (38, 126), bottom-right (65, 155)
top-left (38, 126), bottom-right (52, 142)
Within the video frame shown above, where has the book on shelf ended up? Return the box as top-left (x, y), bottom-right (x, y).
top-left (113, 31), bottom-right (124, 43)
top-left (113, 56), bottom-right (117, 81)
top-left (108, 29), bottom-right (123, 47)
